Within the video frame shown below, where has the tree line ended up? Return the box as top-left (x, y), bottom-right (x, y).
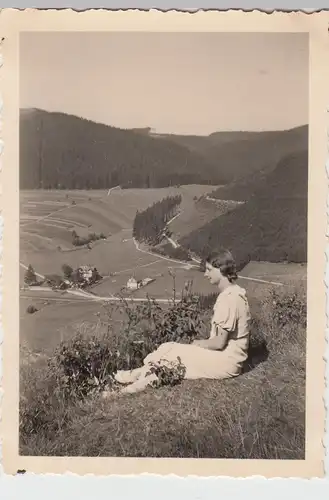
top-left (133, 195), bottom-right (182, 245)
top-left (19, 109), bottom-right (224, 190)
top-left (71, 230), bottom-right (106, 247)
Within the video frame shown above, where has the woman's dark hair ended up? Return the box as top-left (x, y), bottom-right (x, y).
top-left (204, 249), bottom-right (238, 283)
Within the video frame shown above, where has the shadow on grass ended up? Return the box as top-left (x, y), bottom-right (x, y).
top-left (243, 319), bottom-right (269, 374)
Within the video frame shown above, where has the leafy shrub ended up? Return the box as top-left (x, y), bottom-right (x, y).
top-left (62, 264), bottom-right (73, 279)
top-left (37, 292), bottom-right (202, 402)
top-left (26, 305), bottom-right (38, 314)
top-left (254, 286), bottom-right (306, 360)
top-left (45, 274), bottom-right (68, 290)
top-left (146, 357), bottom-right (186, 388)
top-left (24, 264), bottom-right (37, 285)
top-left (269, 288), bottom-right (306, 329)
top-left (72, 230), bottom-right (106, 247)
top-left (48, 334), bottom-right (121, 398)
top-left (118, 293), bottom-right (203, 360)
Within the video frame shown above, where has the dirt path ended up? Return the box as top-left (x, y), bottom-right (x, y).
top-left (21, 289), bottom-right (180, 304)
top-left (132, 237), bottom-right (195, 268)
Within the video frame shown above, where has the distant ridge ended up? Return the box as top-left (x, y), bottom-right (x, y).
top-left (20, 107), bottom-right (307, 190)
top-left (150, 125), bottom-right (308, 184)
top-left (19, 108), bottom-right (224, 190)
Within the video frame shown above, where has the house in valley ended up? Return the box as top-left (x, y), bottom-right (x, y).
top-left (126, 274), bottom-right (155, 291)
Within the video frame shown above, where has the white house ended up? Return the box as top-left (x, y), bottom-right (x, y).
top-left (127, 277), bottom-right (140, 290)
top-left (126, 276), bottom-right (155, 290)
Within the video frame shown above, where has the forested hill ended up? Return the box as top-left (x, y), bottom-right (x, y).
top-left (209, 131), bottom-right (308, 202)
top-left (180, 150), bottom-right (308, 271)
top-left (150, 125), bottom-right (308, 184)
top-left (19, 109), bottom-right (224, 190)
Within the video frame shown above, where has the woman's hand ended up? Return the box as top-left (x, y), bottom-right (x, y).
top-left (192, 330), bottom-right (229, 351)
top-left (192, 339), bottom-right (205, 347)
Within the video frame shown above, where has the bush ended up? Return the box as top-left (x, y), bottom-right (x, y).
top-left (26, 305), bottom-right (38, 314)
top-left (117, 293), bottom-right (203, 366)
top-left (21, 291), bottom-right (203, 418)
top-left (72, 230), bottom-right (106, 247)
top-left (269, 288), bottom-right (306, 330)
top-left (62, 264), bottom-right (73, 279)
top-left (24, 264), bottom-right (37, 286)
top-left (48, 334), bottom-right (121, 398)
top-left (146, 358), bottom-right (186, 388)
top-left (45, 274), bottom-right (68, 290)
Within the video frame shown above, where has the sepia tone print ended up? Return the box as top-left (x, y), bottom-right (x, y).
top-left (0, 9), bottom-right (327, 478)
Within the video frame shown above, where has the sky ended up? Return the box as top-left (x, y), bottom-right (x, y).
top-left (20, 32), bottom-right (308, 135)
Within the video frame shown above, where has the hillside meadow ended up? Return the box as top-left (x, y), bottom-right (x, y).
top-left (20, 277), bottom-right (306, 459)
top-left (20, 185), bottom-right (216, 252)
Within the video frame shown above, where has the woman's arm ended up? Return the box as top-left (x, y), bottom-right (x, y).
top-left (193, 324), bottom-right (229, 351)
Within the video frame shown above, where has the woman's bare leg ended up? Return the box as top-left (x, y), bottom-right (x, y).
top-left (114, 367), bottom-right (143, 384)
top-left (120, 371), bottom-right (158, 394)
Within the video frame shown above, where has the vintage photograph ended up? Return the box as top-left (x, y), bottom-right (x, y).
top-left (18, 30), bottom-right (309, 460)
top-left (1, 9), bottom-right (327, 478)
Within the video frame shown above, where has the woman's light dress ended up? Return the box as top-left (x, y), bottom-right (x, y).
top-left (114, 284), bottom-right (251, 393)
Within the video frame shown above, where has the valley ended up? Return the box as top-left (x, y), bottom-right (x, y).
top-left (20, 184), bottom-right (306, 356)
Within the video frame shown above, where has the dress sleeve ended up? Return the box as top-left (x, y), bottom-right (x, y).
top-left (212, 294), bottom-right (239, 333)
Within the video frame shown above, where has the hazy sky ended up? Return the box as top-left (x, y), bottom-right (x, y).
top-left (20, 32), bottom-right (308, 135)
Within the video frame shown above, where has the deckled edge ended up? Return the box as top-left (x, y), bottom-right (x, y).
top-left (325, 104), bottom-right (329, 477)
top-left (0, 7), bottom-right (326, 482)
top-left (0, 25), bottom-right (3, 475)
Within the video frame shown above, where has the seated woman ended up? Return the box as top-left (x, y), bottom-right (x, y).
top-left (103, 249), bottom-right (251, 397)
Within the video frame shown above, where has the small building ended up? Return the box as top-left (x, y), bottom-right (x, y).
top-left (126, 277), bottom-right (140, 290)
top-left (70, 265), bottom-right (102, 288)
top-left (126, 275), bottom-right (155, 291)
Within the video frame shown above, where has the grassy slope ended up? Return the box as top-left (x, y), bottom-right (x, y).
top-left (20, 185), bottom-right (219, 281)
top-left (20, 283), bottom-right (306, 459)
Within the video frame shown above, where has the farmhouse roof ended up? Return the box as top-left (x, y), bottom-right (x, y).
top-left (128, 271), bottom-right (153, 282)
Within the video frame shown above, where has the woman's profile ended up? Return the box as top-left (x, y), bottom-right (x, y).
top-left (103, 249), bottom-right (251, 396)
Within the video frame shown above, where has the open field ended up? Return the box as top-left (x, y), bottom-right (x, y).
top-left (20, 297), bottom-right (106, 354)
top-left (20, 185), bottom-right (217, 250)
top-left (20, 185), bottom-right (219, 268)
